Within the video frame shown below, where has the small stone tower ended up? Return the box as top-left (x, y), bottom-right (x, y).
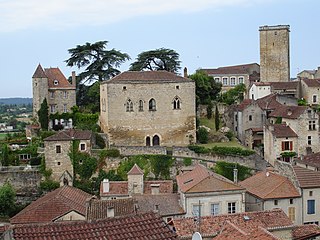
top-left (127, 164), bottom-right (144, 195)
top-left (32, 64), bottom-right (49, 118)
top-left (259, 25), bottom-right (290, 82)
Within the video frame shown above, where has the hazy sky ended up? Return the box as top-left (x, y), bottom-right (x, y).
top-left (1, 0), bottom-right (319, 98)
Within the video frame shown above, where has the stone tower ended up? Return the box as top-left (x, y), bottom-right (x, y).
top-left (259, 25), bottom-right (290, 82)
top-left (32, 64), bottom-right (49, 118)
top-left (127, 164), bottom-right (144, 195)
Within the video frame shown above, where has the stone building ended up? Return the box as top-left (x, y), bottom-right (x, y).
top-left (298, 67), bottom-right (320, 79)
top-left (300, 78), bottom-right (320, 105)
top-left (99, 71), bottom-right (196, 147)
top-left (259, 25), bottom-right (290, 82)
top-left (44, 129), bottom-right (94, 186)
top-left (32, 64), bottom-right (76, 128)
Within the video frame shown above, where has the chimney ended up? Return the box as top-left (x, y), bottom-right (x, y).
top-left (102, 179), bottom-right (109, 193)
top-left (184, 67), bottom-right (188, 78)
top-left (107, 207), bottom-right (114, 217)
top-left (153, 204), bottom-right (159, 213)
top-left (72, 71), bottom-right (76, 87)
top-left (233, 168), bottom-right (238, 184)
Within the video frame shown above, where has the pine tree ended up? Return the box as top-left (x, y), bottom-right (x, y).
top-left (38, 98), bottom-right (49, 130)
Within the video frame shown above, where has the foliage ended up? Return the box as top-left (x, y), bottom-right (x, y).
top-left (183, 157), bottom-right (192, 166)
top-left (150, 155), bottom-right (174, 179)
top-left (213, 161), bottom-right (252, 182)
top-left (207, 102), bottom-right (213, 119)
top-left (298, 98), bottom-right (307, 106)
top-left (65, 40), bottom-right (130, 83)
top-left (130, 48), bottom-right (181, 73)
top-left (1, 144), bottom-right (10, 166)
top-left (74, 179), bottom-right (95, 195)
top-left (37, 98), bottom-right (49, 130)
top-left (225, 131), bottom-right (233, 141)
top-left (188, 145), bottom-right (255, 156)
top-left (39, 130), bottom-right (56, 140)
top-left (220, 83), bottom-right (246, 105)
top-left (99, 149), bottom-right (120, 158)
top-left (188, 145), bottom-right (211, 154)
top-left (197, 127), bottom-right (209, 144)
top-left (74, 112), bottom-right (99, 131)
top-left (275, 117), bottom-right (282, 124)
top-left (280, 151), bottom-right (297, 158)
top-left (95, 133), bottom-right (106, 149)
top-left (215, 105), bottom-right (220, 131)
top-left (39, 179), bottom-right (60, 192)
top-left (0, 182), bottom-right (16, 217)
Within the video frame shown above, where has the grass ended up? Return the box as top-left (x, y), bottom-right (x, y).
top-left (199, 117), bottom-right (216, 131)
top-left (201, 140), bottom-right (248, 149)
top-left (0, 133), bottom-right (8, 140)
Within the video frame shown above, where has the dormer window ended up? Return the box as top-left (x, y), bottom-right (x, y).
top-left (54, 79), bottom-right (59, 85)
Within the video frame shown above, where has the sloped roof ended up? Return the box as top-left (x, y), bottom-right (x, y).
top-left (44, 129), bottom-right (92, 141)
top-left (271, 124), bottom-right (298, 138)
top-left (293, 166), bottom-right (320, 188)
top-left (45, 67), bottom-right (74, 89)
top-left (134, 194), bottom-right (185, 217)
top-left (292, 224), bottom-right (320, 240)
top-left (128, 163), bottom-right (144, 175)
top-left (270, 81), bottom-right (299, 90)
top-left (176, 164), bottom-right (244, 193)
top-left (269, 106), bottom-right (307, 119)
top-left (296, 152), bottom-right (320, 168)
top-left (236, 99), bottom-right (253, 111)
top-left (240, 171), bottom-right (300, 200)
top-left (256, 94), bottom-right (282, 110)
top-left (32, 64), bottom-right (47, 78)
top-left (86, 198), bottom-right (135, 220)
top-left (7, 212), bottom-right (177, 240)
top-left (10, 186), bottom-right (92, 224)
top-left (302, 78), bottom-right (320, 87)
top-left (202, 63), bottom-right (259, 75)
top-left (106, 71), bottom-right (193, 84)
top-left (173, 209), bottom-right (293, 238)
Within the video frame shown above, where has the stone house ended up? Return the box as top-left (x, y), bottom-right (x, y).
top-left (296, 152), bottom-right (320, 171)
top-left (32, 64), bottom-right (76, 128)
top-left (299, 78), bottom-right (320, 105)
top-left (176, 164), bottom-right (246, 217)
top-left (44, 129), bottom-right (94, 186)
top-left (298, 67), bottom-right (320, 79)
top-left (99, 71), bottom-right (196, 147)
top-left (239, 170), bottom-right (302, 224)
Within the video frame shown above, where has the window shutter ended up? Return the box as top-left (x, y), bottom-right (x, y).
top-left (290, 141), bottom-right (293, 151)
top-left (282, 142), bottom-right (285, 151)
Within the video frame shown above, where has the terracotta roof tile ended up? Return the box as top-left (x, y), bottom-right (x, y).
top-left (240, 171), bottom-right (300, 199)
top-left (44, 129), bottom-right (92, 141)
top-left (127, 163), bottom-right (144, 175)
top-left (269, 106), bottom-right (307, 119)
top-left (202, 63), bottom-right (259, 75)
top-left (8, 212), bottom-right (177, 240)
top-left (302, 78), bottom-right (320, 87)
top-left (45, 67), bottom-right (74, 89)
top-left (10, 186), bottom-right (92, 224)
top-left (236, 99), bottom-right (253, 111)
top-left (296, 152), bottom-right (320, 168)
top-left (271, 124), bottom-right (298, 138)
top-left (173, 209), bottom-right (293, 238)
top-left (270, 81), bottom-right (299, 90)
top-left (293, 166), bottom-right (320, 188)
top-left (256, 94), bottom-right (282, 110)
top-left (292, 224), bottom-right (320, 240)
top-left (32, 64), bottom-right (47, 78)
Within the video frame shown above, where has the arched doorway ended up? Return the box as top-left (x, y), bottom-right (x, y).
top-left (152, 135), bottom-right (160, 146)
top-left (146, 136), bottom-right (151, 146)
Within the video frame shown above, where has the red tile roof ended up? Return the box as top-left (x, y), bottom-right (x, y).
top-left (270, 81), bottom-right (299, 90)
top-left (302, 78), bottom-right (320, 87)
top-left (292, 224), bottom-right (320, 240)
top-left (32, 64), bottom-right (47, 78)
top-left (236, 99), bottom-right (253, 111)
top-left (240, 171), bottom-right (300, 199)
top-left (7, 212), bottom-right (177, 240)
top-left (128, 163), bottom-right (144, 175)
top-left (173, 209), bottom-right (293, 238)
top-left (106, 71), bottom-right (193, 83)
top-left (10, 186), bottom-right (92, 224)
top-left (269, 106), bottom-right (307, 119)
top-left (202, 63), bottom-right (259, 75)
top-left (296, 152), bottom-right (320, 169)
top-left (293, 165), bottom-right (320, 188)
top-left (45, 67), bottom-right (74, 89)
top-left (271, 124), bottom-right (298, 138)
top-left (44, 129), bottom-right (92, 141)
top-left (256, 94), bottom-right (282, 110)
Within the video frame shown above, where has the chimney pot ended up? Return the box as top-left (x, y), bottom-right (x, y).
top-left (184, 67), bottom-right (188, 78)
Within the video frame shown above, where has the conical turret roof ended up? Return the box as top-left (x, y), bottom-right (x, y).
top-left (32, 64), bottom-right (47, 78)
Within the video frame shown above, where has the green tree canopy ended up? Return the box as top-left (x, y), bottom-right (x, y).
top-left (0, 182), bottom-right (16, 217)
top-left (130, 48), bottom-right (181, 73)
top-left (65, 41), bottom-right (130, 84)
top-left (37, 98), bottom-right (49, 130)
top-left (220, 83), bottom-right (246, 105)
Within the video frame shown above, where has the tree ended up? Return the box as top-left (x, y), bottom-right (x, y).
top-left (130, 48), bottom-right (181, 73)
top-left (65, 41), bottom-right (130, 84)
top-left (215, 105), bottom-right (220, 131)
top-left (220, 83), bottom-right (246, 105)
top-left (0, 182), bottom-right (16, 217)
top-left (213, 161), bottom-right (252, 182)
top-left (37, 98), bottom-right (49, 130)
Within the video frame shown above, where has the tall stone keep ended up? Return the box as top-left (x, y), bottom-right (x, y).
top-left (32, 64), bottom-right (49, 118)
top-left (259, 25), bottom-right (290, 82)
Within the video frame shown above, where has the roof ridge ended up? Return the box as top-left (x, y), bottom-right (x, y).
top-left (262, 175), bottom-right (289, 198)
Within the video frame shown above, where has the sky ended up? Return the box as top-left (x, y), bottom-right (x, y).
top-left (0, 0), bottom-right (319, 98)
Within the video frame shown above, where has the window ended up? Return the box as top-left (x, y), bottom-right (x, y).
top-left (222, 77), bottom-right (228, 85)
top-left (63, 91), bottom-right (68, 99)
top-left (192, 204), bottom-right (201, 217)
top-left (211, 203), bottom-right (220, 216)
top-left (274, 200), bottom-right (278, 205)
top-left (80, 143), bottom-right (86, 151)
top-left (214, 77), bottom-right (220, 82)
top-left (50, 105), bottom-right (56, 113)
top-left (102, 98), bottom-right (106, 112)
top-left (126, 99), bottom-right (133, 112)
top-left (50, 91), bottom-right (54, 99)
top-left (282, 141), bottom-right (293, 151)
top-left (309, 191), bottom-right (313, 197)
top-left (63, 104), bottom-right (67, 113)
top-left (230, 77), bottom-right (236, 86)
top-left (288, 207), bottom-right (295, 222)
top-left (149, 98), bottom-right (156, 111)
top-left (176, 85), bottom-right (180, 89)
top-left (309, 121), bottom-right (316, 130)
top-left (307, 200), bottom-right (315, 214)
top-left (139, 100), bottom-right (144, 111)
top-left (123, 86), bottom-right (127, 90)
top-left (54, 79), bottom-right (59, 85)
top-left (308, 136), bottom-right (312, 145)
top-left (56, 145), bottom-right (61, 153)
top-left (173, 97), bottom-right (181, 110)
top-left (57, 162), bottom-right (61, 165)
top-left (290, 199), bottom-right (294, 204)
top-left (313, 95), bottom-right (317, 103)
top-left (146, 136), bottom-right (151, 146)
top-left (228, 202), bottom-right (236, 214)
top-left (249, 115), bottom-right (252, 121)
top-left (238, 77), bottom-right (244, 84)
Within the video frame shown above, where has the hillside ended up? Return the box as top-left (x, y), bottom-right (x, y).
top-left (0, 98), bottom-right (32, 105)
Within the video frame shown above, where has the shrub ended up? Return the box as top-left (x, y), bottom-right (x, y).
top-left (197, 127), bottom-right (209, 144)
top-left (95, 133), bottom-right (106, 149)
top-left (225, 131), bottom-right (233, 141)
top-left (39, 179), bottom-right (60, 192)
top-left (183, 157), bottom-right (192, 166)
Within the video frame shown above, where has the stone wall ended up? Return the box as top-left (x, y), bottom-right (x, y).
top-left (116, 146), bottom-right (167, 156)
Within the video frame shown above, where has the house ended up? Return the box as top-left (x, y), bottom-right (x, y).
top-left (176, 164), bottom-right (245, 217)
top-left (249, 82), bottom-right (271, 100)
top-left (292, 224), bottom-right (320, 240)
top-left (100, 164), bottom-right (173, 199)
top-left (299, 78), bottom-right (320, 105)
top-left (32, 64), bottom-right (76, 128)
top-left (10, 185), bottom-right (92, 224)
top-left (239, 170), bottom-right (301, 224)
top-left (44, 129), bottom-right (94, 186)
top-left (298, 67), bottom-right (320, 79)
top-left (296, 152), bottom-right (320, 171)
top-left (201, 63), bottom-right (260, 95)
top-left (4, 212), bottom-right (177, 240)
top-left (173, 209), bottom-right (294, 240)
top-left (99, 70), bottom-right (196, 147)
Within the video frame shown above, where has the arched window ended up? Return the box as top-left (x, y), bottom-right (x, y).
top-left (173, 96), bottom-right (181, 110)
top-left (139, 100), bottom-right (144, 111)
top-left (146, 136), bottom-right (151, 146)
top-left (126, 99), bottom-right (133, 112)
top-left (149, 98), bottom-right (156, 111)
top-left (153, 135), bottom-right (160, 146)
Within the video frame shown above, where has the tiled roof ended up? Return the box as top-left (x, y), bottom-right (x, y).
top-left (302, 78), bottom-right (320, 87)
top-left (10, 186), bottom-right (92, 224)
top-left (44, 129), bottom-right (92, 141)
top-left (271, 124), bottom-right (298, 138)
top-left (240, 171), bottom-right (300, 200)
top-left (176, 164), bottom-right (244, 193)
top-left (173, 209), bottom-right (293, 238)
top-left (86, 198), bottom-right (135, 220)
top-left (293, 165), bottom-right (320, 188)
top-left (292, 224), bottom-right (320, 240)
top-left (296, 152), bottom-right (320, 168)
top-left (202, 63), bottom-right (259, 75)
top-left (32, 64), bottom-right (47, 78)
top-left (270, 81), bottom-right (299, 90)
top-left (236, 99), bottom-right (253, 111)
top-left (45, 67), bottom-right (74, 89)
top-left (7, 212), bottom-right (177, 240)
top-left (256, 94), bottom-right (282, 110)
top-left (128, 163), bottom-right (144, 175)
top-left (106, 71), bottom-right (193, 83)
top-left (134, 194), bottom-right (185, 217)
top-left (269, 106), bottom-right (307, 119)
top-left (252, 82), bottom-right (271, 86)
